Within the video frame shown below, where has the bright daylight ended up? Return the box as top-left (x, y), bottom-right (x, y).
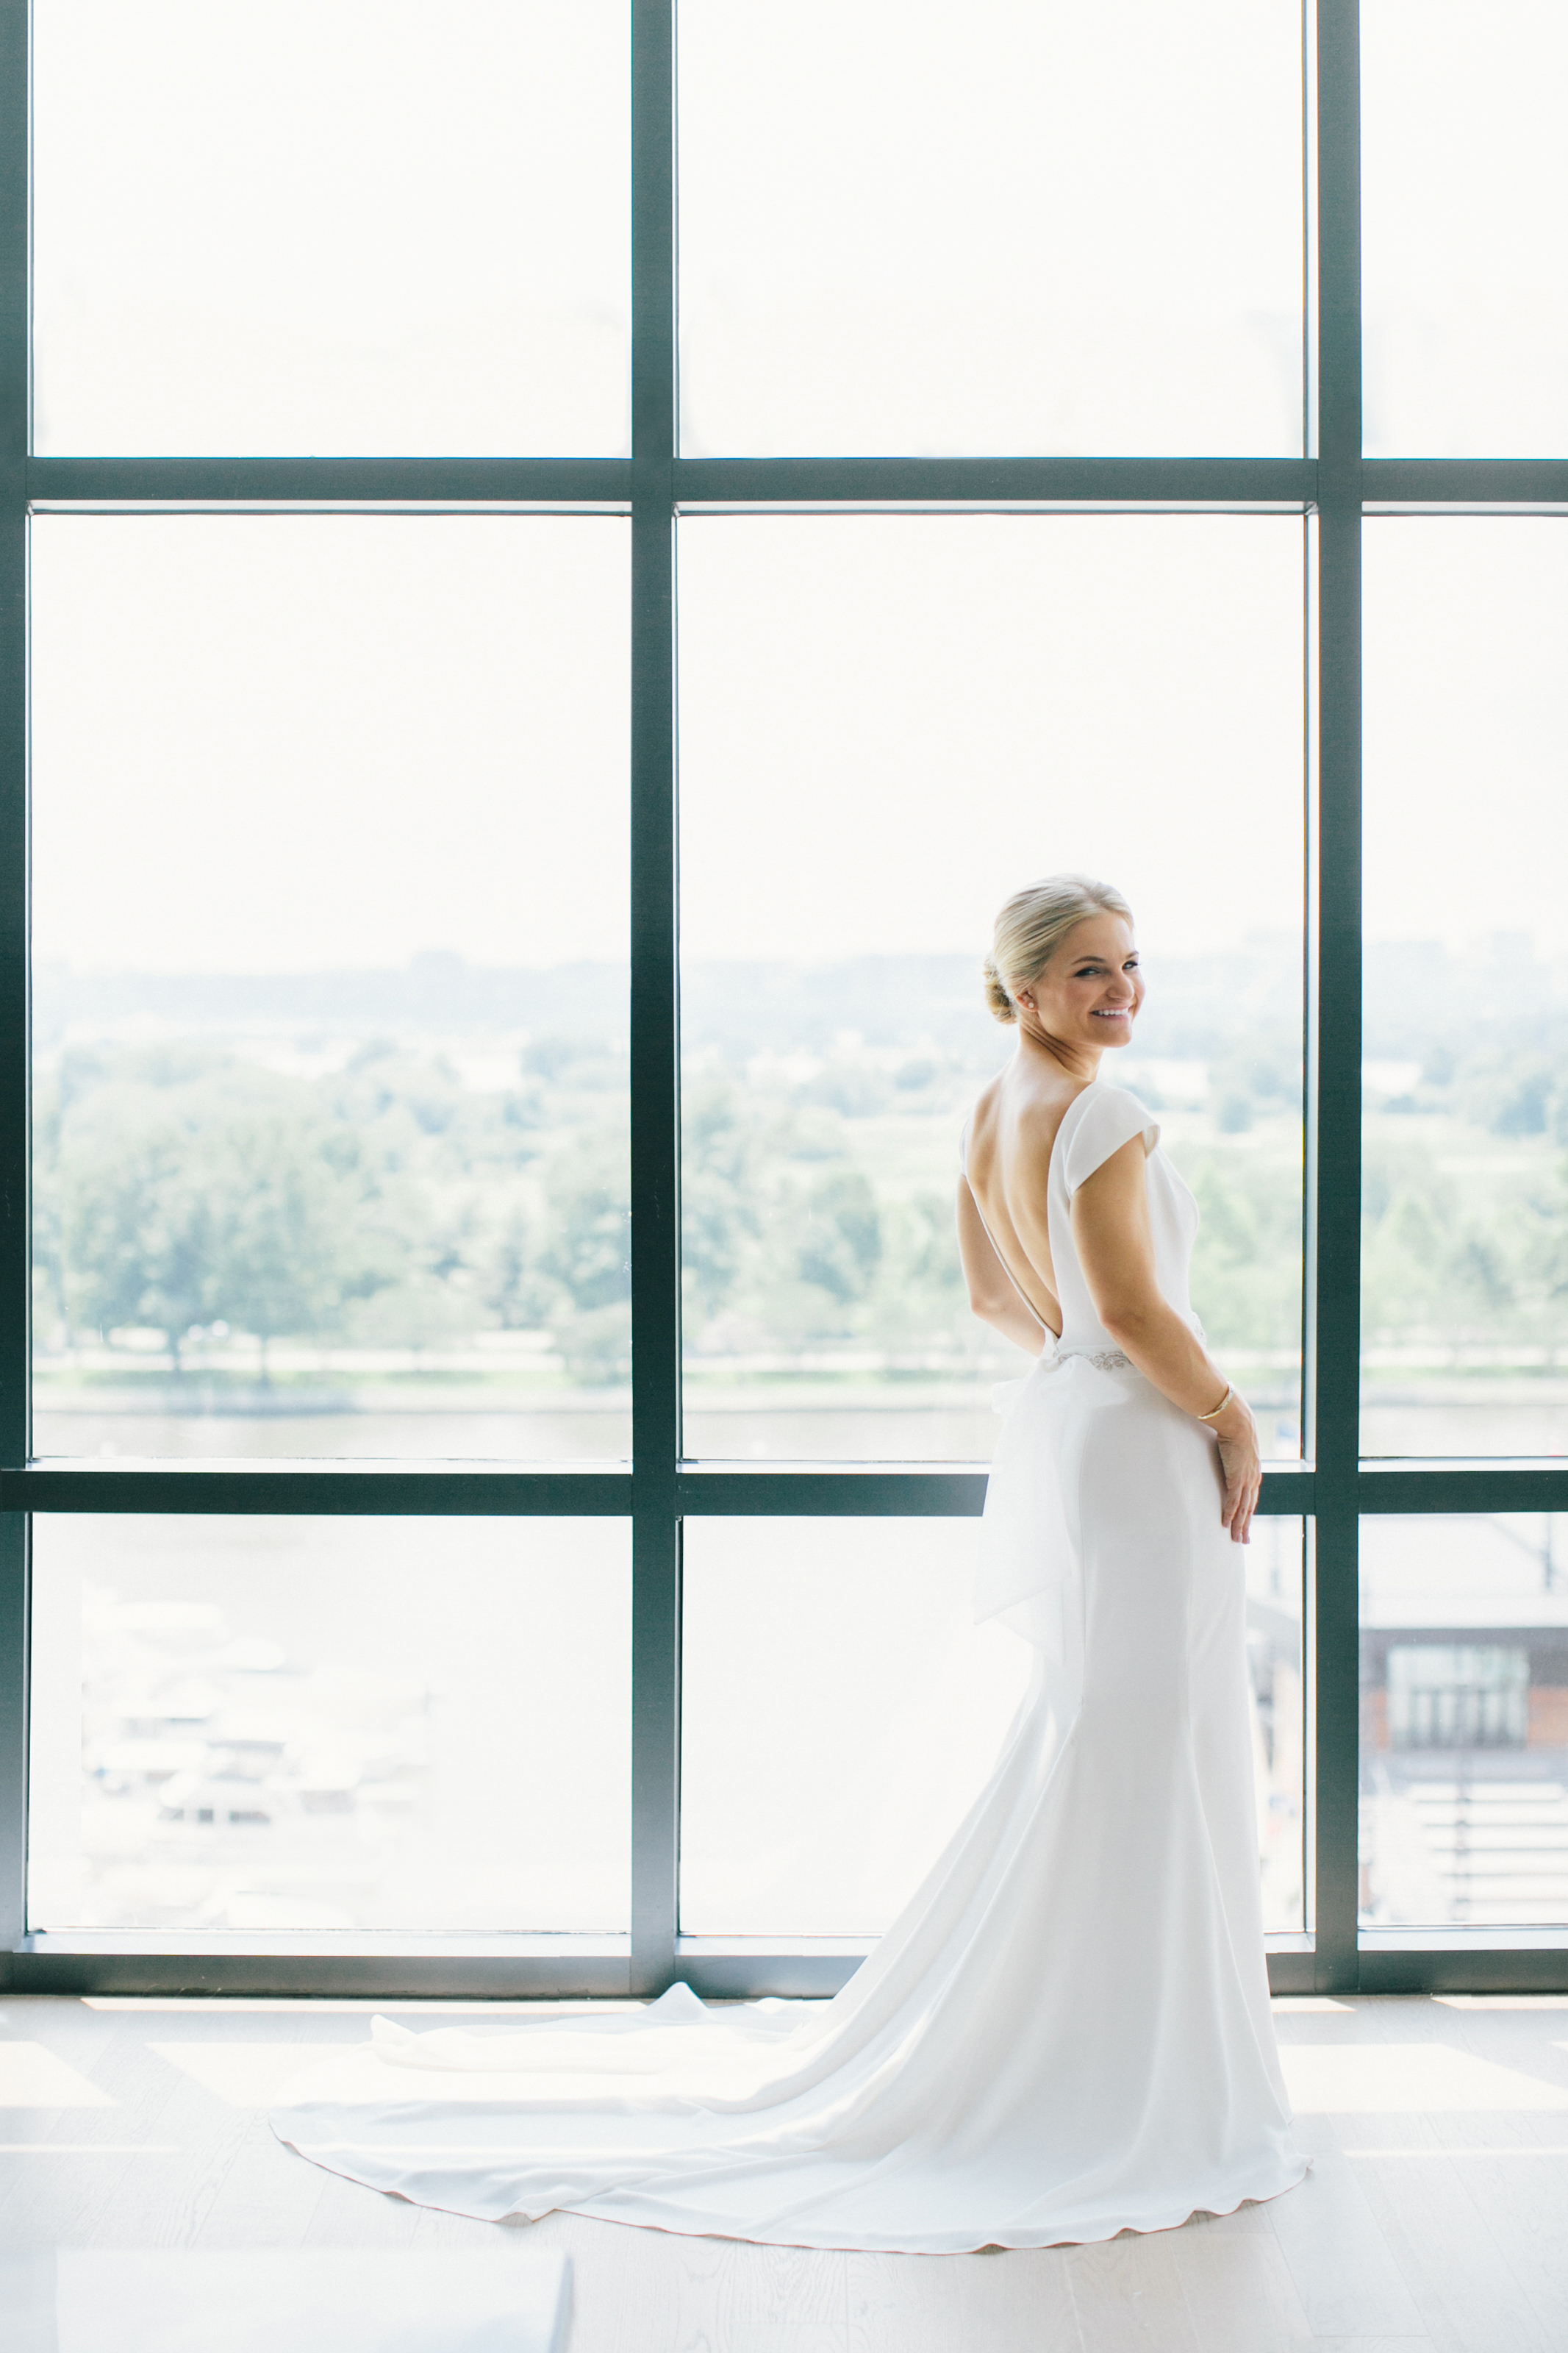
top-left (1, 2), bottom-right (1566, 2350)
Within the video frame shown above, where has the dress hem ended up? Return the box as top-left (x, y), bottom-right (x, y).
top-left (271, 2119), bottom-right (1311, 2256)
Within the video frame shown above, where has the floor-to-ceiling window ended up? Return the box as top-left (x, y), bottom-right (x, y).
top-left (1, 0), bottom-right (1563, 1999)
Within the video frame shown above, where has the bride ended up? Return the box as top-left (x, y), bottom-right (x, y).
top-left (273, 873), bottom-right (1307, 2252)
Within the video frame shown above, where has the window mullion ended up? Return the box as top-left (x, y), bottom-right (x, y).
top-left (629, 0), bottom-right (680, 1999)
top-left (1311, 0), bottom-right (1363, 1995)
top-left (1, 0), bottom-right (28, 1951)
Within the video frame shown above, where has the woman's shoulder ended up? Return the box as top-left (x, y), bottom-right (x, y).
top-left (961, 1071), bottom-right (1003, 1152)
top-left (1053, 1075), bottom-right (1129, 1138)
top-left (967, 1071), bottom-right (1006, 1126)
top-left (1078, 1074), bottom-right (1154, 1118)
top-left (1059, 1079), bottom-right (1161, 1193)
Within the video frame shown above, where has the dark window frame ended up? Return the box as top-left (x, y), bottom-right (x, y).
top-left (1, 0), bottom-right (1565, 1999)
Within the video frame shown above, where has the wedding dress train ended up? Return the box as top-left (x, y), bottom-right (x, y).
top-left (272, 1082), bottom-right (1307, 2251)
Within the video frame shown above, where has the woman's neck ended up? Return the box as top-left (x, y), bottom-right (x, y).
top-left (1015, 1019), bottom-right (1100, 1085)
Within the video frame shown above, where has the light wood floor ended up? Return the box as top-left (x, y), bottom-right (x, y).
top-left (1, 1991), bottom-right (1567, 2350)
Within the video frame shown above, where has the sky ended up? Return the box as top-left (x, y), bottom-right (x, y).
top-left (676, 513), bottom-right (1306, 965)
top-left (33, 510), bottom-right (1310, 981)
top-left (679, 0), bottom-right (1303, 459)
top-left (32, 0), bottom-right (630, 458)
top-left (33, 0), bottom-right (1303, 465)
top-left (1361, 0), bottom-right (1568, 460)
top-left (1362, 518), bottom-right (1568, 962)
top-left (26, 4), bottom-right (1566, 986)
top-left (32, 507), bottom-right (1568, 982)
top-left (30, 513), bottom-right (630, 975)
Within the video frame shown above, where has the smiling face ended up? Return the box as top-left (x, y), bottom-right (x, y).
top-left (1012, 912), bottom-right (1143, 1054)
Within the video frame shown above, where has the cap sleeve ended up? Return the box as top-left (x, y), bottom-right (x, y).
top-left (1062, 1088), bottom-right (1160, 1196)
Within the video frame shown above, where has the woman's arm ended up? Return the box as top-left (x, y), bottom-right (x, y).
top-left (956, 1179), bottom-right (1050, 1357)
top-left (1070, 1138), bottom-right (1262, 1543)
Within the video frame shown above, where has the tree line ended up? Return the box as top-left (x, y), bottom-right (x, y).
top-left (34, 1038), bottom-right (631, 1381)
top-left (37, 1019), bottom-right (1553, 1390)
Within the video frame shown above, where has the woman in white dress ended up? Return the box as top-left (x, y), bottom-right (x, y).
top-left (273, 874), bottom-right (1307, 2251)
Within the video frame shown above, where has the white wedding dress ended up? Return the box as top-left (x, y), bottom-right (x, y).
top-left (272, 1081), bottom-right (1306, 2252)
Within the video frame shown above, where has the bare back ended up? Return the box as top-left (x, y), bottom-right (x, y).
top-left (962, 1064), bottom-right (1093, 1340)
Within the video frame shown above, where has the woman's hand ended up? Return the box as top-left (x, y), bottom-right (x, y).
top-left (1211, 1394), bottom-right (1262, 1545)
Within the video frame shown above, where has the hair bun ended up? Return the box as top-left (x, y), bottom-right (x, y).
top-left (982, 956), bottom-right (1017, 1025)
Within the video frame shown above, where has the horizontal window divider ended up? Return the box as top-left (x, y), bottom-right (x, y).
top-left (21, 1929), bottom-right (631, 1959)
top-left (1357, 1935), bottom-right (1568, 1996)
top-left (4, 1939), bottom-right (634, 2000)
top-left (677, 501), bottom-right (1314, 519)
top-left (1361, 460), bottom-right (1568, 506)
top-left (676, 1465), bottom-right (1314, 1514)
top-left (665, 1936), bottom-right (1308, 2003)
top-left (677, 1936), bottom-right (875, 1959)
top-left (24, 458), bottom-right (634, 505)
top-left (1357, 1462), bottom-right (1568, 1511)
top-left (26, 457), bottom-right (1567, 517)
top-left (1363, 501), bottom-right (1568, 519)
top-left (0, 1463), bottom-right (1330, 1518)
top-left (1265, 1949), bottom-right (1317, 1997)
top-left (1359, 1927), bottom-right (1568, 1954)
top-left (676, 1932), bottom-right (1316, 1960)
top-left (672, 1949), bottom-right (868, 2000)
top-left (673, 457), bottom-right (1316, 507)
top-left (7, 1938), bottom-right (1553, 2002)
top-left (676, 1465), bottom-right (990, 1515)
top-left (1, 1463), bottom-right (633, 1515)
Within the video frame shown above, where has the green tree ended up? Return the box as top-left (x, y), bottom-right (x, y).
top-left (1183, 1153), bottom-right (1301, 1352)
top-left (213, 1111), bottom-right (396, 1373)
top-left (795, 1166), bottom-right (882, 1303)
top-left (680, 1082), bottom-right (763, 1330)
top-left (55, 1062), bottom-right (393, 1369)
top-left (62, 1117), bottom-right (225, 1366)
top-left (482, 1196), bottom-right (557, 1330)
top-left (538, 1127), bottom-right (631, 1382)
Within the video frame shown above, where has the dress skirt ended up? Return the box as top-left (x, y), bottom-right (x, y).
top-left (271, 1353), bottom-right (1307, 2252)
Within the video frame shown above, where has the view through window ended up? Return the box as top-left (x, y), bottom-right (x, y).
top-left (31, 513), bottom-right (631, 1465)
top-left (678, 0), bottom-right (1303, 456)
top-left (32, 0), bottom-right (631, 456)
top-left (28, 1515), bottom-right (631, 1935)
top-left (679, 514), bottom-right (1306, 1463)
top-left (8, 0), bottom-right (1564, 1985)
top-left (1360, 1515), bottom-right (1568, 1929)
top-left (1362, 519), bottom-right (1568, 1458)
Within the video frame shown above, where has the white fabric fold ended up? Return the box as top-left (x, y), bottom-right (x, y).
top-left (975, 1346), bottom-right (1137, 1663)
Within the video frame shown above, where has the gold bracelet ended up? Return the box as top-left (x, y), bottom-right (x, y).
top-left (1196, 1384), bottom-right (1234, 1422)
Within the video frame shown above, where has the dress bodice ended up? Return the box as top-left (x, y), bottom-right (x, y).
top-left (964, 1080), bottom-right (1202, 1353)
top-left (1048, 1084), bottom-right (1201, 1349)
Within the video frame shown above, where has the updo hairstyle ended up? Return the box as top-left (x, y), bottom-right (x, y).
top-left (983, 874), bottom-right (1134, 1025)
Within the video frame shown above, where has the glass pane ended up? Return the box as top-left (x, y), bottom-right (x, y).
top-left (1363, 1), bottom-right (1568, 458)
top-left (679, 0), bottom-right (1303, 457)
top-left (1253, 1517), bottom-right (1309, 1936)
top-left (1361, 1515), bottom-right (1568, 1929)
top-left (27, 1515), bottom-right (630, 1934)
top-left (1363, 520), bottom-right (1568, 1456)
top-left (32, 515), bottom-right (629, 1460)
top-left (33, 1), bottom-right (630, 456)
top-left (680, 1516), bottom-right (1305, 1935)
top-left (679, 515), bottom-right (1306, 1461)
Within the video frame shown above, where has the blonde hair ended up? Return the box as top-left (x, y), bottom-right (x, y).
top-left (983, 874), bottom-right (1134, 1024)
